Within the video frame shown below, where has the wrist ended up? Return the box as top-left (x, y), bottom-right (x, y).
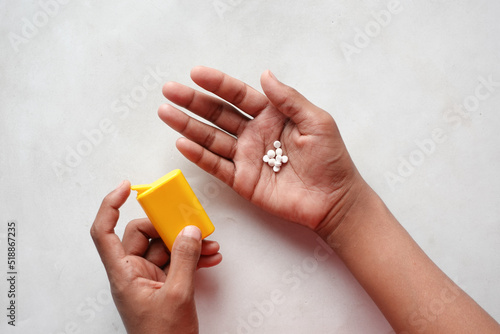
top-left (315, 178), bottom-right (385, 251)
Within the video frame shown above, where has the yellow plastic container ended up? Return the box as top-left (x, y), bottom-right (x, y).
top-left (131, 169), bottom-right (215, 251)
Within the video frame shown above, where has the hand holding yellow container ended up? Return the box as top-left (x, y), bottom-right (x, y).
top-left (131, 169), bottom-right (215, 251)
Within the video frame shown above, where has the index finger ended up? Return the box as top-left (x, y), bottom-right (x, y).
top-left (90, 180), bottom-right (130, 269)
top-left (190, 66), bottom-right (270, 118)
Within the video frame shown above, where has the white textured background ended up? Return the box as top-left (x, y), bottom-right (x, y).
top-left (1, 0), bottom-right (499, 333)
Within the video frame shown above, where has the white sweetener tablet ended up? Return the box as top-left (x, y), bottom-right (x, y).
top-left (263, 140), bottom-right (288, 173)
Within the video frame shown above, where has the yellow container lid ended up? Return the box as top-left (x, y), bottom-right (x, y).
top-left (132, 169), bottom-right (181, 198)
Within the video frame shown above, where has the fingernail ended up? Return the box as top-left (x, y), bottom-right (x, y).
top-left (181, 225), bottom-right (202, 240)
top-left (268, 70), bottom-right (277, 80)
top-left (116, 180), bottom-right (126, 189)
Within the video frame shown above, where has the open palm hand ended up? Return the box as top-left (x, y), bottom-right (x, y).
top-left (159, 67), bottom-right (365, 231)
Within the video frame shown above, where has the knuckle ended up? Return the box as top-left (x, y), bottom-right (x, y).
top-left (232, 83), bottom-right (247, 105)
top-left (125, 218), bottom-right (150, 233)
top-left (124, 219), bottom-right (140, 233)
top-left (90, 218), bottom-right (106, 242)
top-left (204, 129), bottom-right (217, 149)
top-left (228, 140), bottom-right (238, 158)
top-left (322, 111), bottom-right (336, 126)
top-left (101, 193), bottom-right (115, 207)
top-left (278, 92), bottom-right (296, 113)
top-left (207, 103), bottom-right (224, 124)
top-left (90, 223), bottom-right (98, 240)
top-left (175, 239), bottom-right (200, 260)
top-left (210, 157), bottom-right (222, 177)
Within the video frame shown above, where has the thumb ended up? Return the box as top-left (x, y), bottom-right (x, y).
top-left (164, 226), bottom-right (202, 292)
top-left (260, 70), bottom-right (330, 134)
